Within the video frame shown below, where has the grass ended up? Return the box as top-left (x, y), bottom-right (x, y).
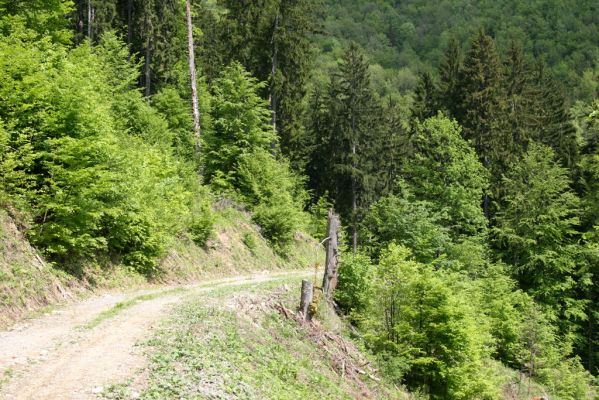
top-left (0, 368), bottom-right (13, 389)
top-left (159, 207), bottom-right (323, 282)
top-left (102, 278), bottom-right (409, 400)
top-left (84, 288), bottom-right (188, 329)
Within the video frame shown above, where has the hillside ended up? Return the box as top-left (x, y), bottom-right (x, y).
top-left (317, 0), bottom-right (599, 101)
top-left (0, 204), bottom-right (320, 330)
top-left (0, 210), bottom-right (75, 328)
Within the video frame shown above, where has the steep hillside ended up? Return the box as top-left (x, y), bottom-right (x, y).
top-left (318, 0), bottom-right (599, 100)
top-left (0, 210), bottom-right (76, 328)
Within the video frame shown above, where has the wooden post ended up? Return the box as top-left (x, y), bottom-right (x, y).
top-left (322, 209), bottom-right (340, 301)
top-left (299, 280), bottom-right (314, 321)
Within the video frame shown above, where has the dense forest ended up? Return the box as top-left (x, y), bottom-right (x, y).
top-left (0, 0), bottom-right (598, 398)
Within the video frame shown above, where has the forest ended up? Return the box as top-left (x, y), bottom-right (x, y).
top-left (0, 0), bottom-right (597, 398)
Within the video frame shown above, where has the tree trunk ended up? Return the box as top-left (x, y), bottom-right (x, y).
top-left (351, 142), bottom-right (358, 252)
top-left (299, 280), bottom-right (313, 321)
top-left (87, 0), bottom-right (94, 41)
top-left (144, 39), bottom-right (151, 96)
top-left (322, 209), bottom-right (340, 301)
top-left (126, 0), bottom-right (133, 46)
top-left (144, 12), bottom-right (151, 97)
top-left (186, 0), bottom-right (202, 151)
top-left (270, 12), bottom-right (280, 136)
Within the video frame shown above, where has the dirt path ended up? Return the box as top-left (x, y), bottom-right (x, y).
top-left (0, 270), bottom-right (310, 400)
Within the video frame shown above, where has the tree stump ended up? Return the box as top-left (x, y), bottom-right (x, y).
top-left (299, 280), bottom-right (314, 321)
top-left (322, 209), bottom-right (340, 301)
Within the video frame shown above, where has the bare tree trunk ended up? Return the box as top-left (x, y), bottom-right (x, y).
top-left (186, 0), bottom-right (202, 150)
top-left (143, 10), bottom-right (152, 97)
top-left (270, 12), bottom-right (280, 136)
top-left (144, 36), bottom-right (151, 96)
top-left (87, 0), bottom-right (94, 41)
top-left (322, 209), bottom-right (340, 301)
top-left (299, 280), bottom-right (313, 321)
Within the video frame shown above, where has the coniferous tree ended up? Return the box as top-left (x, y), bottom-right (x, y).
top-left (459, 29), bottom-right (503, 166)
top-left (216, 0), bottom-right (318, 168)
top-left (308, 43), bottom-right (384, 251)
top-left (72, 0), bottom-right (118, 43)
top-left (489, 38), bottom-right (536, 186)
top-left (412, 70), bottom-right (439, 120)
top-left (438, 37), bottom-right (463, 118)
top-left (531, 62), bottom-right (579, 167)
top-left (218, 0), bottom-right (278, 84)
top-left (272, 0), bottom-right (319, 170)
top-left (71, 0), bottom-right (187, 96)
top-left (500, 39), bottom-right (535, 155)
top-left (493, 143), bottom-right (584, 320)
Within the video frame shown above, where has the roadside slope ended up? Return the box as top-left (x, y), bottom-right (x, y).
top-left (100, 278), bottom-right (412, 400)
top-left (0, 205), bottom-right (322, 330)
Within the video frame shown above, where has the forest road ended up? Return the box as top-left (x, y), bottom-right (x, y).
top-left (0, 270), bottom-right (310, 400)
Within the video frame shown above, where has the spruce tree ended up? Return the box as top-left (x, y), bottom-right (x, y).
top-left (492, 39), bottom-right (535, 173)
top-left (216, 0), bottom-right (317, 169)
top-left (501, 39), bottom-right (533, 153)
top-left (272, 0), bottom-right (318, 170)
top-left (493, 143), bottom-right (583, 317)
top-left (438, 37), bottom-right (463, 118)
top-left (412, 70), bottom-right (439, 120)
top-left (308, 43), bottom-right (383, 251)
top-left (459, 29), bottom-right (503, 165)
top-left (532, 62), bottom-right (579, 167)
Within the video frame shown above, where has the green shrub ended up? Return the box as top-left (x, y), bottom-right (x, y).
top-left (361, 188), bottom-right (451, 263)
top-left (235, 149), bottom-right (308, 250)
top-left (0, 31), bottom-right (201, 275)
top-left (361, 244), bottom-right (500, 399)
top-left (241, 232), bottom-right (258, 253)
top-left (189, 191), bottom-right (215, 248)
top-left (334, 251), bottom-right (373, 318)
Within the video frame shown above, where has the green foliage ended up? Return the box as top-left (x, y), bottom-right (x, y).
top-left (0, 0), bottom-right (73, 43)
top-left (206, 64), bottom-right (308, 250)
top-left (459, 30), bottom-right (503, 166)
top-left (493, 143), bottom-right (584, 313)
top-left (188, 191), bottom-right (216, 248)
top-left (514, 301), bottom-right (596, 399)
top-left (205, 63), bottom-right (274, 181)
top-left (317, 0), bottom-right (599, 102)
top-left (151, 87), bottom-right (198, 164)
top-left (0, 26), bottom-right (210, 275)
top-left (361, 190), bottom-right (450, 263)
top-left (403, 115), bottom-right (489, 239)
top-left (235, 150), bottom-right (308, 251)
top-left (334, 252), bottom-right (373, 317)
top-left (307, 43), bottom-right (398, 247)
top-left (360, 244), bottom-right (500, 399)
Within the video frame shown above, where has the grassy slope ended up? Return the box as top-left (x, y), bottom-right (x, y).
top-left (0, 205), bottom-right (322, 330)
top-left (0, 210), bottom-right (77, 327)
top-left (159, 205), bottom-right (322, 282)
top-left (103, 279), bottom-right (413, 400)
